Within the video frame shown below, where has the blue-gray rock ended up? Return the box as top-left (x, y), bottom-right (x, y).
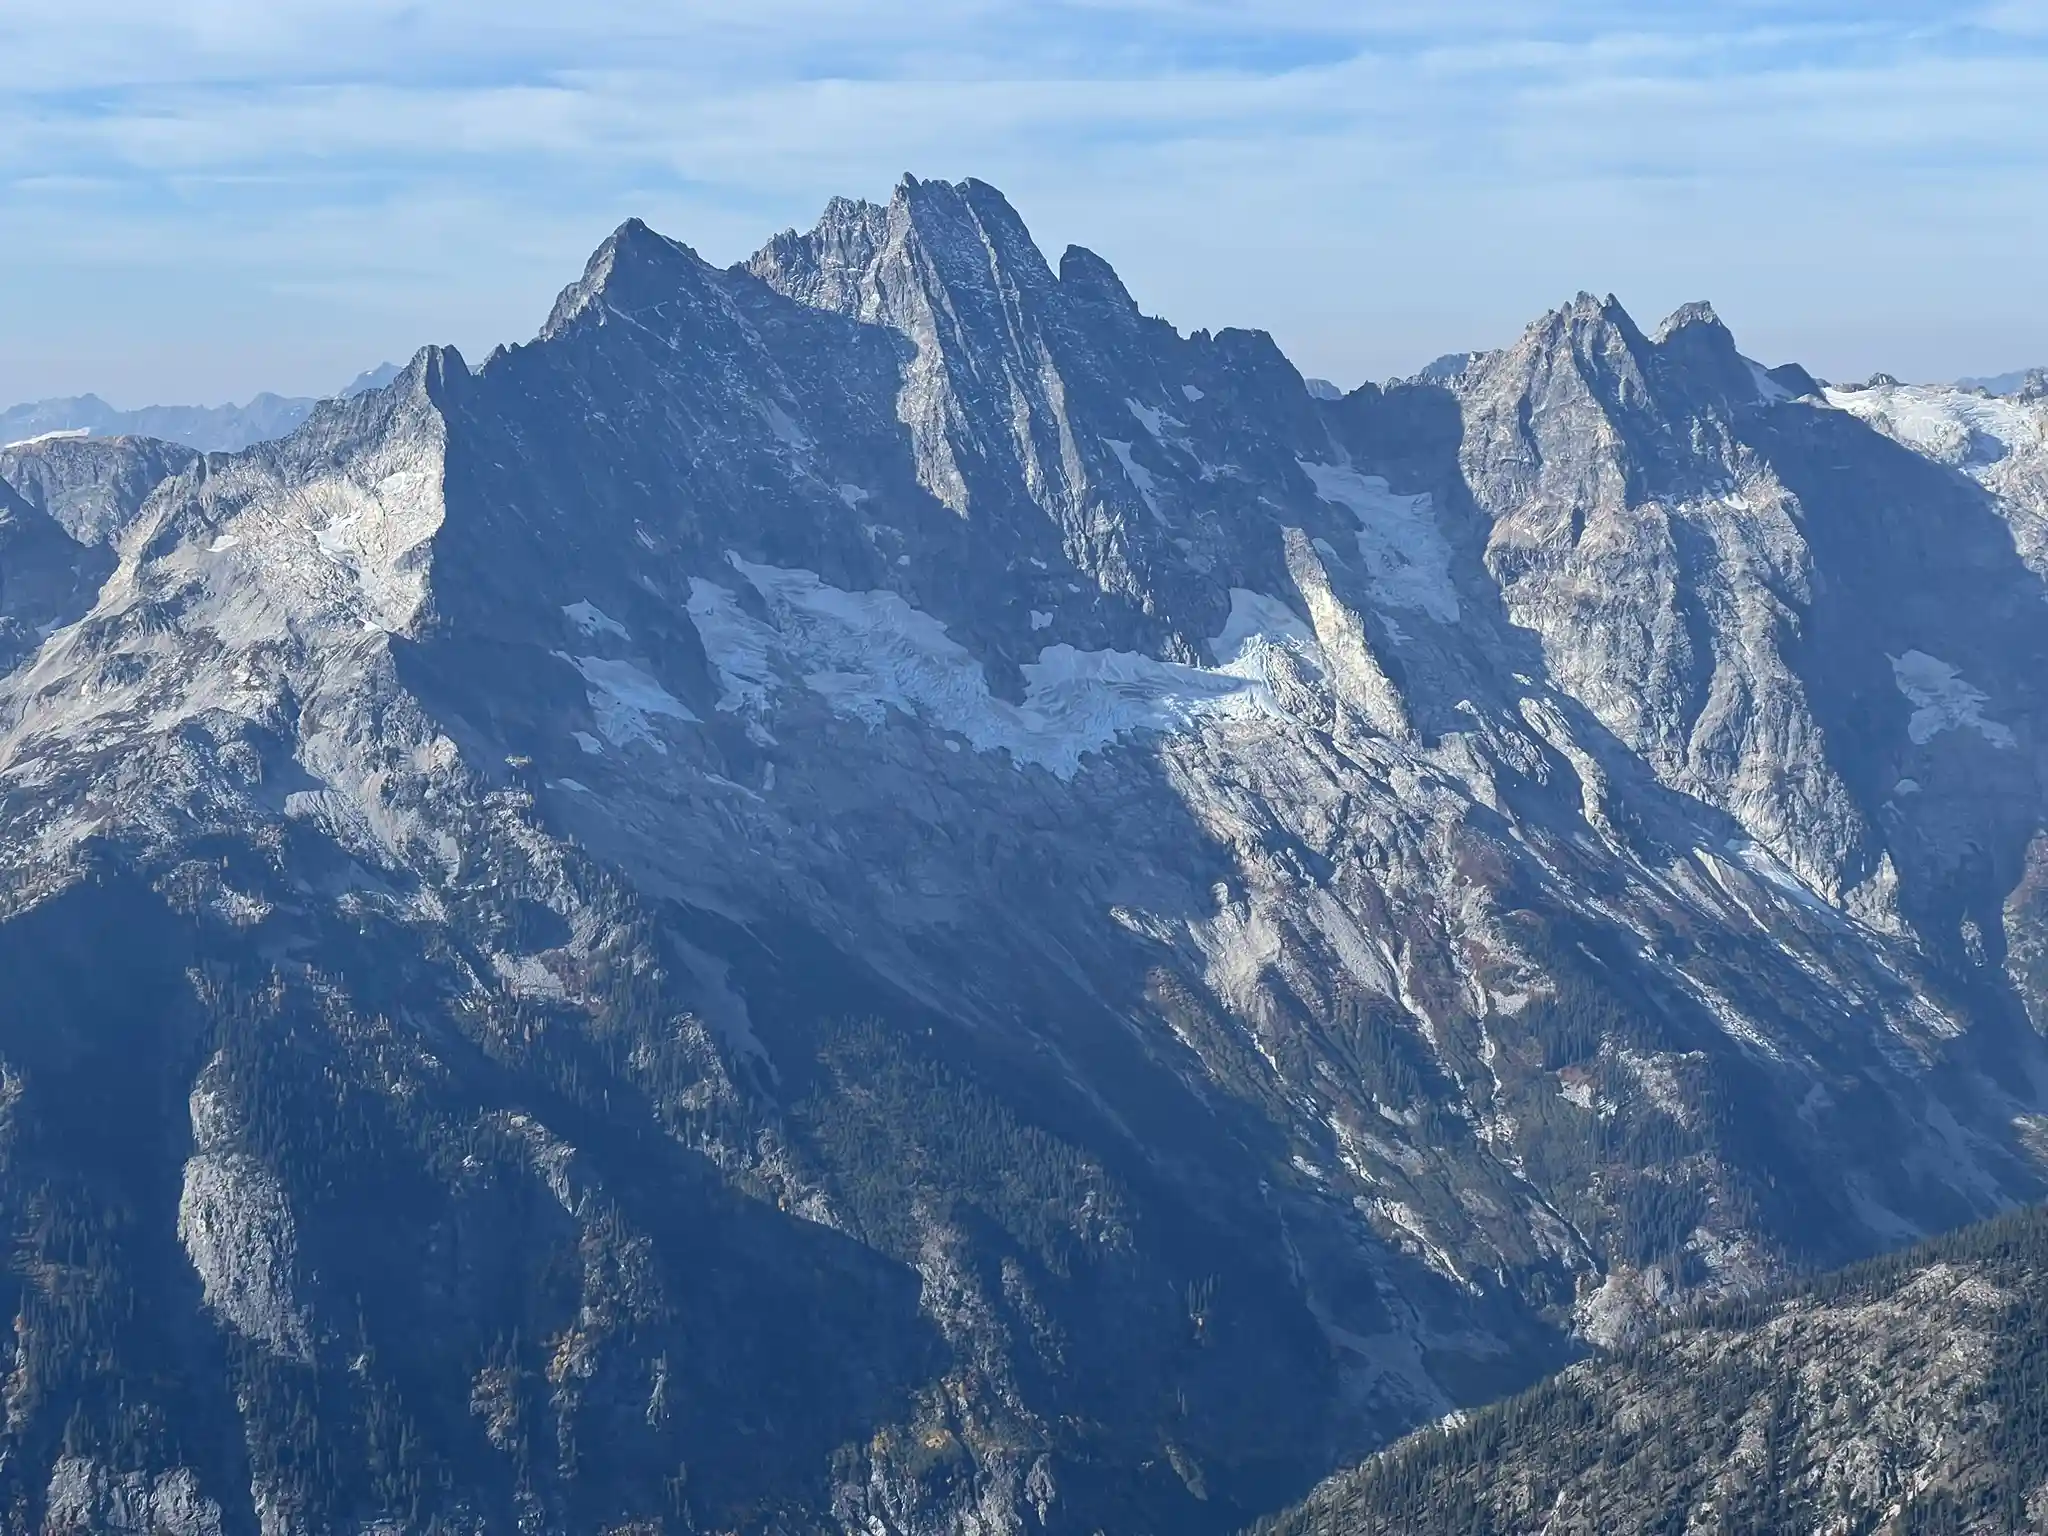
top-left (1, 176), bottom-right (2046, 1534)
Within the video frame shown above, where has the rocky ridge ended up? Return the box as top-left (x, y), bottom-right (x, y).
top-left (0, 176), bottom-right (2046, 1533)
top-left (1257, 1202), bottom-right (2048, 1535)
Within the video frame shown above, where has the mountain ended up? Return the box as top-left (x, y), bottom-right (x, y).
top-left (0, 364), bottom-right (402, 453)
top-left (1958, 368), bottom-right (2048, 398)
top-left (3, 174), bottom-right (2048, 1532)
top-left (341, 363), bottom-right (405, 398)
top-left (1256, 1200), bottom-right (2048, 1535)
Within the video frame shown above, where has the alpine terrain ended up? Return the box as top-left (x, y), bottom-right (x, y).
top-left (1260, 1201), bottom-right (2048, 1535)
top-left (2, 174), bottom-right (2047, 1533)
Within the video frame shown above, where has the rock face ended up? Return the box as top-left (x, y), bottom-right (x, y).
top-left (0, 175), bottom-right (2047, 1532)
top-left (1257, 1202), bottom-right (2048, 1535)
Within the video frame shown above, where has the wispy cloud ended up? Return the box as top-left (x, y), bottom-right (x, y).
top-left (1, 2), bottom-right (2043, 401)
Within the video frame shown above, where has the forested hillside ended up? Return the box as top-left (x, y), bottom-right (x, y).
top-left (1259, 1205), bottom-right (2048, 1535)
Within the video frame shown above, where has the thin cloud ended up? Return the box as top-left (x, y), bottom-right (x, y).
top-left (1, 2), bottom-right (2043, 400)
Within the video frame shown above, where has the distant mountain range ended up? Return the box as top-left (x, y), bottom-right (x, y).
top-left (1959, 366), bottom-right (2047, 396)
top-left (5, 175), bottom-right (2048, 1532)
top-left (0, 362), bottom-right (401, 452)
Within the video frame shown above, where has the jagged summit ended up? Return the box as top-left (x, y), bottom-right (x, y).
top-left (540, 215), bottom-right (715, 340)
top-left (748, 172), bottom-right (1065, 337)
top-left (1652, 298), bottom-right (1728, 340)
top-left (2, 175), bottom-right (2048, 1536)
top-left (1057, 244), bottom-right (1139, 311)
top-left (1475, 287), bottom-right (1809, 436)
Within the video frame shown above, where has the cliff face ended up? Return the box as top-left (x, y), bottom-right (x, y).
top-left (2, 177), bottom-right (2047, 1533)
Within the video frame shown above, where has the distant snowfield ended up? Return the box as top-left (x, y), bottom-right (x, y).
top-left (1890, 649), bottom-right (2015, 749)
top-left (685, 555), bottom-right (1315, 777)
top-left (1297, 459), bottom-right (1461, 623)
top-left (1105, 438), bottom-right (1164, 521)
top-left (1827, 383), bottom-right (2046, 478)
top-left (553, 651), bottom-right (697, 752)
top-left (562, 600), bottom-right (629, 640)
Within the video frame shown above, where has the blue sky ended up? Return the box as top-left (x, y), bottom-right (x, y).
top-left (3, 1), bottom-right (2045, 404)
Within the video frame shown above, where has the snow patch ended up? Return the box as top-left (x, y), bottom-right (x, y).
top-left (760, 399), bottom-right (809, 449)
top-left (1209, 588), bottom-right (1316, 668)
top-left (554, 653), bottom-right (696, 752)
top-left (1106, 439), bottom-right (1164, 521)
top-left (1297, 460), bottom-right (1460, 623)
top-left (1747, 359), bottom-right (1793, 403)
top-left (683, 554), bottom-right (1302, 778)
top-left (572, 730), bottom-right (605, 756)
top-left (1828, 383), bottom-right (2044, 479)
top-left (1890, 650), bottom-right (2015, 748)
top-left (1181, 385), bottom-right (1205, 402)
top-left (686, 579), bottom-right (778, 713)
top-left (207, 534), bottom-right (240, 553)
top-left (1125, 398), bottom-right (1183, 438)
top-left (563, 600), bottom-right (629, 640)
top-left (1029, 609), bottom-right (1054, 631)
top-left (2, 428), bottom-right (90, 448)
top-left (1724, 839), bottom-right (1832, 912)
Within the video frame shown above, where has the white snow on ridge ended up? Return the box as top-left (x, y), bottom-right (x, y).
top-left (553, 652), bottom-right (696, 752)
top-left (1827, 384), bottom-right (2045, 478)
top-left (1297, 460), bottom-right (1461, 624)
top-left (1890, 650), bottom-right (2015, 748)
top-left (1210, 588), bottom-right (1316, 669)
top-left (684, 555), bottom-right (1308, 778)
top-left (563, 600), bottom-right (629, 640)
top-left (2, 428), bottom-right (90, 448)
top-left (1125, 398), bottom-right (1184, 439)
top-left (1747, 359), bottom-right (1793, 403)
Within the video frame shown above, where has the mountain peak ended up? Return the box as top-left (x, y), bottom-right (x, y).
top-left (1653, 299), bottom-right (1727, 341)
top-left (1058, 244), bottom-right (1137, 311)
top-left (893, 174), bottom-right (1056, 287)
top-left (1649, 298), bottom-right (1760, 403)
top-left (1528, 292), bottom-right (1652, 361)
top-left (750, 174), bottom-right (1062, 335)
top-left (541, 217), bottom-right (711, 340)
